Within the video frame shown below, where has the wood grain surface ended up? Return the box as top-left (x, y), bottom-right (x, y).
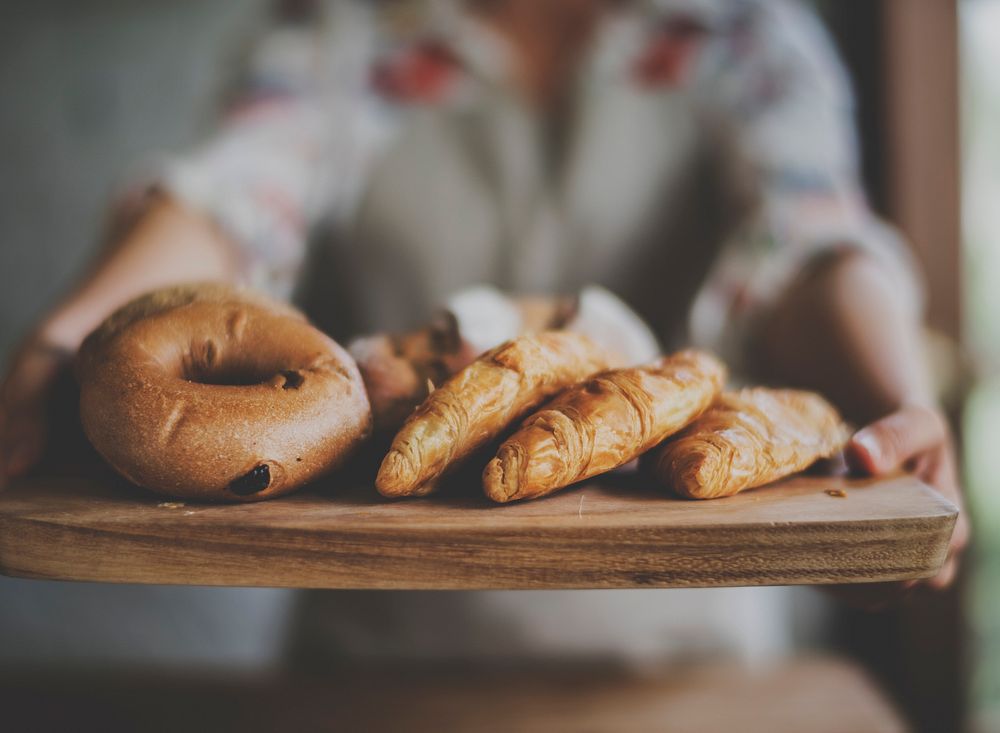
top-left (0, 471), bottom-right (956, 590)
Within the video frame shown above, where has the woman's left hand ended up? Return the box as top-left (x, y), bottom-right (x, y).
top-left (847, 404), bottom-right (969, 590)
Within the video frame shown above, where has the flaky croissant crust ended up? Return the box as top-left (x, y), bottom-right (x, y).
top-left (484, 350), bottom-right (727, 502)
top-left (653, 388), bottom-right (849, 500)
top-left (376, 331), bottom-right (610, 497)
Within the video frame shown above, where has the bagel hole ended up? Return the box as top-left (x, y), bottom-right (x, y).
top-left (183, 355), bottom-right (298, 388)
top-left (179, 339), bottom-right (312, 388)
top-left (184, 367), bottom-right (281, 387)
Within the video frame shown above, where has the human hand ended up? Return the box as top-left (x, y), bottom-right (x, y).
top-left (0, 335), bottom-right (74, 488)
top-left (845, 404), bottom-right (969, 598)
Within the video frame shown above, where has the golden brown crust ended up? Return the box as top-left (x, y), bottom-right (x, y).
top-left (483, 350), bottom-right (726, 502)
top-left (649, 387), bottom-right (849, 500)
top-left (349, 311), bottom-right (478, 434)
top-left (77, 283), bottom-right (300, 365)
top-left (375, 331), bottom-right (610, 497)
top-left (77, 284), bottom-right (371, 502)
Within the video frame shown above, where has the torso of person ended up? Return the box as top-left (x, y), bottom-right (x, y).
top-left (297, 4), bottom-right (752, 350)
top-left (284, 4), bottom-right (789, 669)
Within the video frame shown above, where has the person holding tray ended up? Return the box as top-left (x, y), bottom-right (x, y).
top-left (0, 0), bottom-right (967, 667)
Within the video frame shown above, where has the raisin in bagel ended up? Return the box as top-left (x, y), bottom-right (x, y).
top-left (77, 284), bottom-right (372, 501)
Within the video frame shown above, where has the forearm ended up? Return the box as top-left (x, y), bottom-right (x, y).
top-left (751, 250), bottom-right (933, 425)
top-left (38, 194), bottom-right (240, 352)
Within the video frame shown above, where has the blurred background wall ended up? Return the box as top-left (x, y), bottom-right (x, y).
top-left (0, 0), bottom-right (268, 357)
top-left (961, 2), bottom-right (1000, 731)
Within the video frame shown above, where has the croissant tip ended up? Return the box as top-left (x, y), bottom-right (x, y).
top-left (375, 449), bottom-right (417, 496)
top-left (483, 450), bottom-right (520, 503)
top-left (670, 449), bottom-right (721, 499)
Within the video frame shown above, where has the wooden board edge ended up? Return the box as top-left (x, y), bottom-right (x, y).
top-left (0, 509), bottom-right (956, 590)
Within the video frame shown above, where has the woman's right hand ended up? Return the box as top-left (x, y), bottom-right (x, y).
top-left (0, 333), bottom-right (75, 488)
top-left (0, 195), bottom-right (248, 489)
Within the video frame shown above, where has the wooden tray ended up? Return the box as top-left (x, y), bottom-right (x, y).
top-left (0, 470), bottom-right (956, 590)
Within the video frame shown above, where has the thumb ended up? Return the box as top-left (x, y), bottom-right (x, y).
top-left (848, 405), bottom-right (946, 475)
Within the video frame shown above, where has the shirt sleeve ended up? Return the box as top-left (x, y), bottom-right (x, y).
top-left (682, 0), bottom-right (924, 368)
top-left (154, 1), bottom-right (375, 299)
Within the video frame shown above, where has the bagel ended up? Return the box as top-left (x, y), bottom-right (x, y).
top-left (77, 284), bottom-right (372, 501)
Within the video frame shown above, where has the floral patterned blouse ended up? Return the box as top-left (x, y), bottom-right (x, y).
top-left (152, 0), bottom-right (920, 369)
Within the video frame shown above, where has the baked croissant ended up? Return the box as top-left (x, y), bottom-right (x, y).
top-left (376, 331), bottom-right (611, 497)
top-left (350, 311), bottom-right (477, 434)
top-left (649, 387), bottom-right (849, 499)
top-left (483, 350), bottom-right (727, 503)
